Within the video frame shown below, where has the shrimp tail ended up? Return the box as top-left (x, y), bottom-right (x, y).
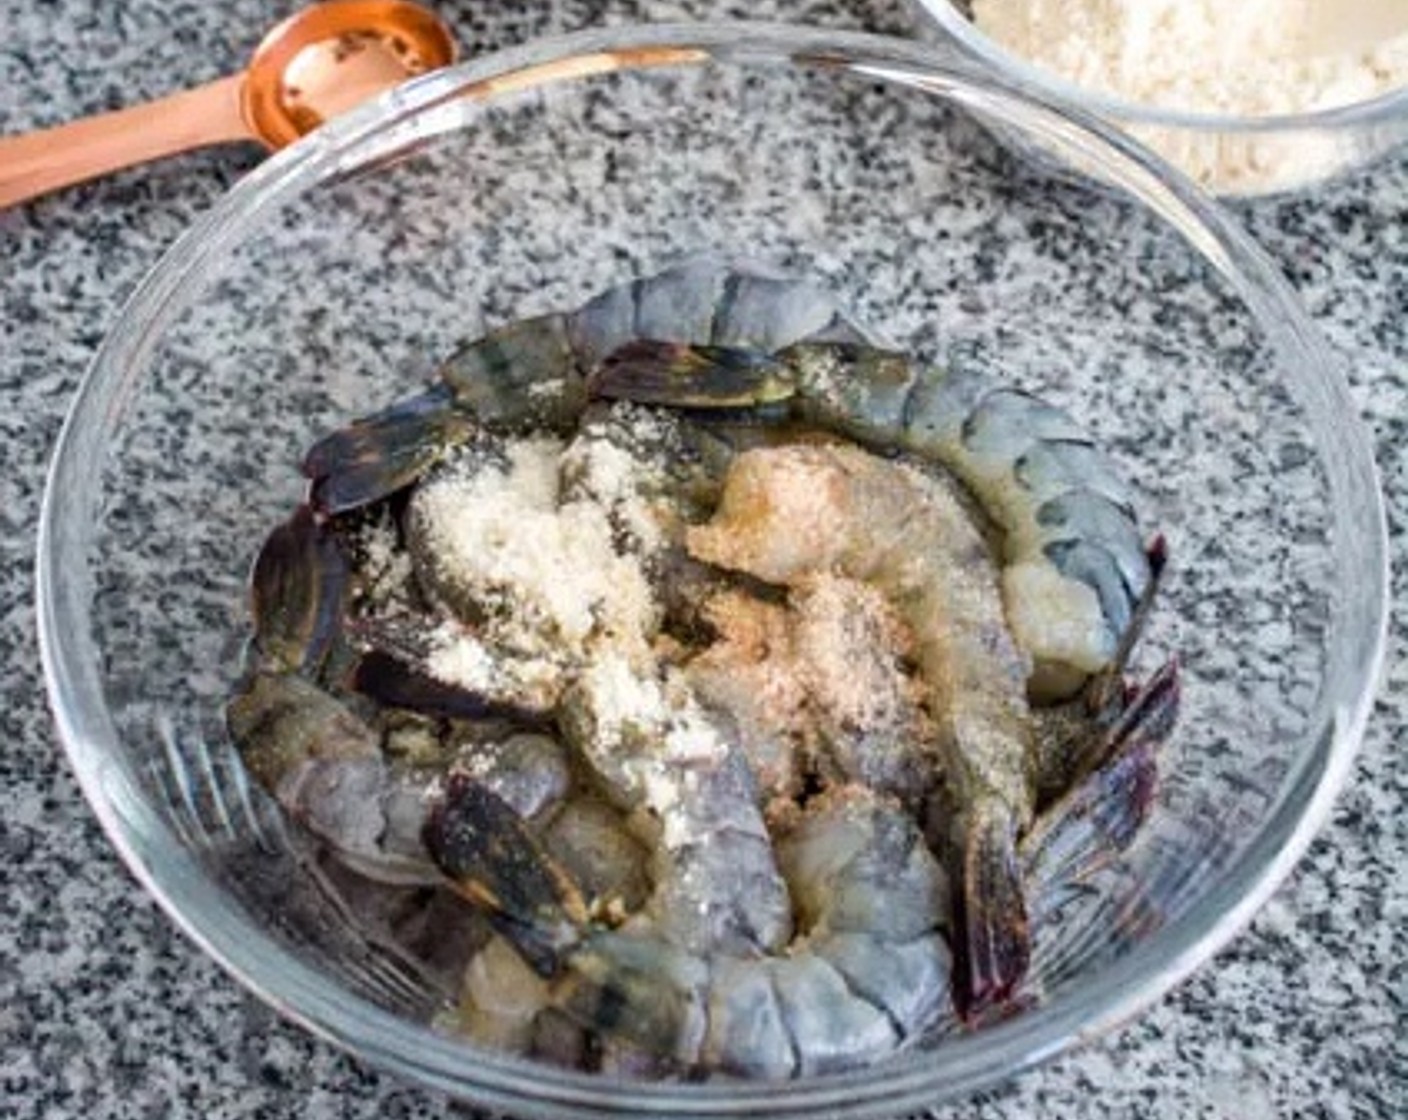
top-left (591, 340), bottom-right (798, 408)
top-left (350, 649), bottom-right (554, 724)
top-left (427, 778), bottom-right (711, 1063)
top-left (1023, 659), bottom-right (1181, 900)
top-left (249, 504), bottom-right (349, 675)
top-left (304, 383), bottom-right (466, 516)
top-left (953, 808), bottom-right (1030, 1019)
top-left (305, 314), bottom-right (588, 516)
top-left (425, 773), bottom-right (589, 976)
top-left (1069, 654), bottom-right (1181, 789)
top-left (953, 655), bottom-right (1176, 1021)
top-left (1085, 535), bottom-right (1170, 719)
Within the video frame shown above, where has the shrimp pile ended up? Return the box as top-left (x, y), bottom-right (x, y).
top-left (227, 259), bottom-right (1180, 1079)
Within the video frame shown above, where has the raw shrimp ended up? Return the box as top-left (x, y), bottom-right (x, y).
top-left (329, 400), bottom-right (796, 960)
top-left (225, 505), bottom-right (445, 884)
top-left (227, 505), bottom-right (649, 899)
top-left (230, 260), bottom-right (1183, 1067)
top-left (593, 338), bottom-right (1157, 702)
top-left (231, 669), bottom-right (651, 900)
top-left (683, 441), bottom-right (1044, 1011)
top-left (304, 258), bottom-right (872, 516)
top-left (348, 396), bottom-right (744, 717)
top-left (425, 691), bottom-right (1176, 1077)
top-left (684, 576), bottom-right (940, 810)
top-left (558, 657), bottom-right (794, 958)
top-left (427, 779), bottom-right (949, 1077)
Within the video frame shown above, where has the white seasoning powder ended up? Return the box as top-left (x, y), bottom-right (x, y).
top-left (969, 0), bottom-right (1408, 190)
top-left (410, 438), bottom-right (659, 659)
top-left (424, 623), bottom-right (498, 691)
top-left (578, 651), bottom-right (669, 743)
top-left (355, 515), bottom-right (415, 606)
top-left (560, 433), bottom-right (666, 555)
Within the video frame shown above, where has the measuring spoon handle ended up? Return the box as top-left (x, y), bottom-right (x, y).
top-left (0, 74), bottom-right (251, 211)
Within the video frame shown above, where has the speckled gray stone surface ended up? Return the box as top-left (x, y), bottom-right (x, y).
top-left (1, 1), bottom-right (1404, 1118)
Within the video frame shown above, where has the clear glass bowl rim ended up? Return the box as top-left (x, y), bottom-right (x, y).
top-left (915, 0), bottom-right (1408, 131)
top-left (36, 21), bottom-right (1390, 1117)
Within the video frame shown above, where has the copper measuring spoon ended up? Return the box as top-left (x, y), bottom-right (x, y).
top-left (0, 0), bottom-right (457, 210)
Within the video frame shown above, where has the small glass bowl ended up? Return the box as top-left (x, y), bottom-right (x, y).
top-left (913, 0), bottom-right (1408, 196)
top-left (37, 22), bottom-right (1388, 1117)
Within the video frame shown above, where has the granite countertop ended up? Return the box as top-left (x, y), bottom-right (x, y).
top-left (2, 1), bottom-right (1404, 1117)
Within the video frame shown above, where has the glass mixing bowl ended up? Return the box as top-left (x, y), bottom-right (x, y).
top-left (37, 22), bottom-right (1388, 1118)
top-left (914, 0), bottom-right (1408, 196)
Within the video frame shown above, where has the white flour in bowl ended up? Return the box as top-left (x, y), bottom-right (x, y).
top-left (968, 0), bottom-right (1408, 191)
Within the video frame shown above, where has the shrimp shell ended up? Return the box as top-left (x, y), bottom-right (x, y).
top-left (592, 338), bottom-right (1153, 702)
top-left (304, 258), bottom-right (875, 515)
